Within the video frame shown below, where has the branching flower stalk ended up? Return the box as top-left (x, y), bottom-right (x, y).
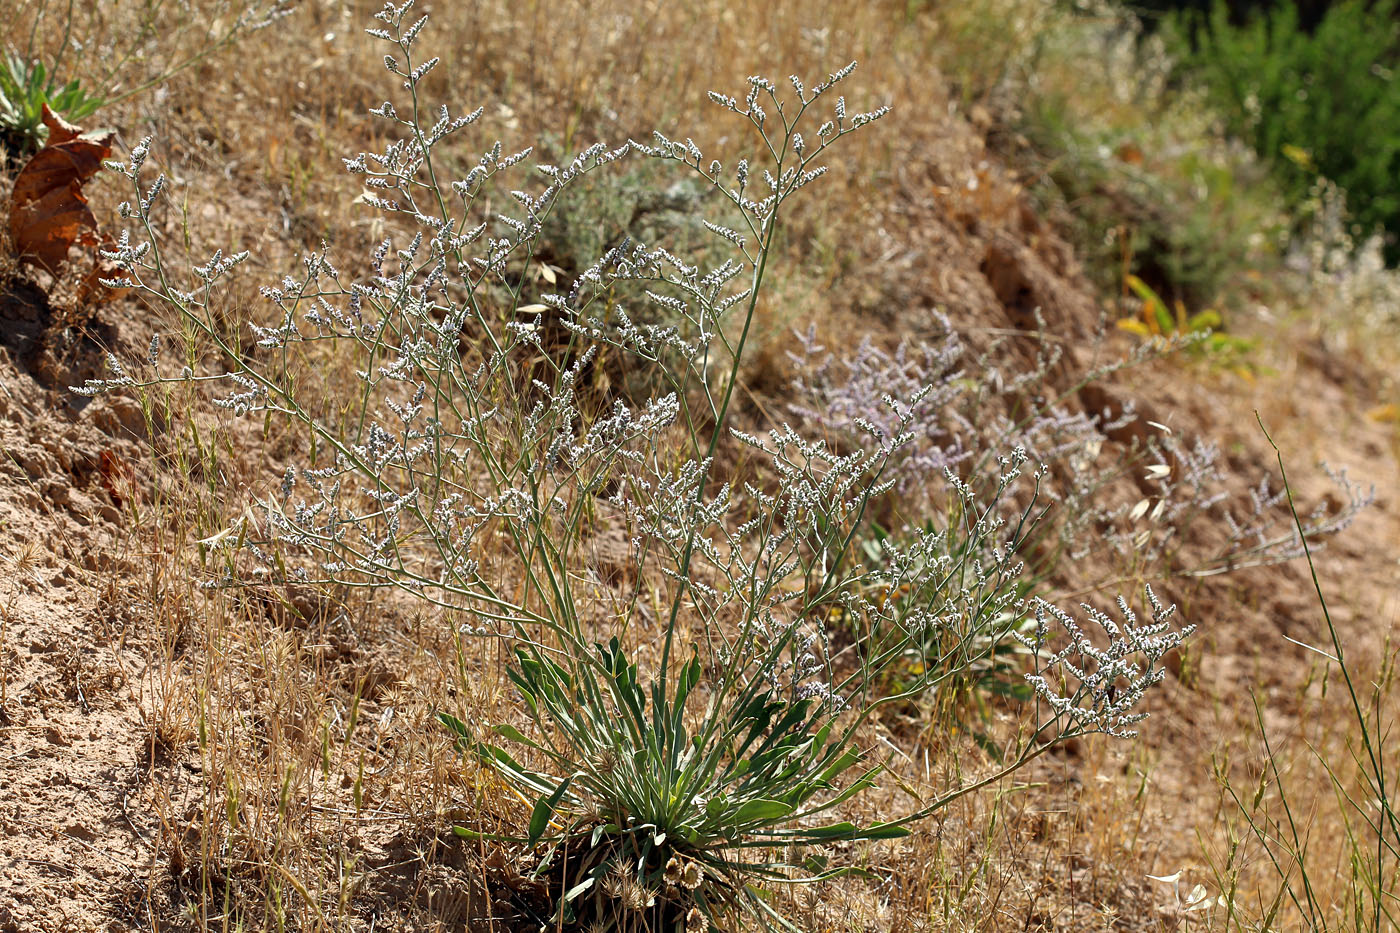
top-left (791, 320), bottom-right (1372, 587)
top-left (81, 2), bottom-right (1194, 928)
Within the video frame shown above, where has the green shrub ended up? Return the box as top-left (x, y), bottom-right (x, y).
top-left (1169, 0), bottom-right (1400, 261)
top-left (957, 0), bottom-right (1286, 312)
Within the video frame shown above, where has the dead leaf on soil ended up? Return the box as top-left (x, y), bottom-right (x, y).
top-left (8, 104), bottom-right (126, 301)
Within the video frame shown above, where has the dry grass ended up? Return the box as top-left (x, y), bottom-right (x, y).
top-left (2, 0), bottom-right (1397, 931)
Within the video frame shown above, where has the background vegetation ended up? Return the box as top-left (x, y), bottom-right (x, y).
top-left (1165, 0), bottom-right (1400, 262)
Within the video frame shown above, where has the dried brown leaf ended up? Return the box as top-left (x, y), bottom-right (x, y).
top-left (8, 104), bottom-right (116, 280)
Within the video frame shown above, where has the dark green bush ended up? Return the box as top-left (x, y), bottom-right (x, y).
top-left (1169, 0), bottom-right (1400, 260)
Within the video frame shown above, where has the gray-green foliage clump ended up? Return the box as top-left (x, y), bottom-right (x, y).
top-left (0, 47), bottom-right (102, 153)
top-left (82, 1), bottom-right (1194, 927)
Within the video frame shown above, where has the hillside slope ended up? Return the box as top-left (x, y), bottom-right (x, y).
top-left (0, 3), bottom-right (1396, 929)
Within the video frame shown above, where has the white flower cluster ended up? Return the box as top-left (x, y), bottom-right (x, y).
top-left (791, 314), bottom-right (1371, 582)
top-left (1019, 586), bottom-right (1194, 738)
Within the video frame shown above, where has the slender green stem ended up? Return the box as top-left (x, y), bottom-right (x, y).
top-left (1258, 413), bottom-right (1398, 931)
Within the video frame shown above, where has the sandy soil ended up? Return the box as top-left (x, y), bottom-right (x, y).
top-left (0, 280), bottom-right (174, 931)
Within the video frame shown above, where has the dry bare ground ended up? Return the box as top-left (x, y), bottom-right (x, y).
top-left (0, 1), bottom-right (1396, 930)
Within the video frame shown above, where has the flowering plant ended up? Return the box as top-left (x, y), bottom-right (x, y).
top-left (83, 2), bottom-right (1194, 926)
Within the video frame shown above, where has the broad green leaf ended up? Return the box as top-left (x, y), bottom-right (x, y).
top-left (733, 799), bottom-right (795, 825)
top-left (804, 770), bottom-right (879, 815)
top-left (564, 876), bottom-right (595, 902)
top-left (859, 821), bottom-right (911, 840)
top-left (1152, 302), bottom-right (1174, 335)
top-left (493, 723), bottom-right (540, 747)
top-left (798, 821), bottom-right (857, 839)
top-left (528, 775), bottom-right (573, 846)
top-left (437, 712), bottom-right (469, 739)
top-left (817, 749), bottom-right (861, 784)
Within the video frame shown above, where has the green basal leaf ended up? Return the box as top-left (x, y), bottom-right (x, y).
top-left (527, 799), bottom-right (551, 846)
top-left (563, 876), bottom-right (595, 902)
top-left (528, 775), bottom-right (573, 846)
top-left (806, 768), bottom-right (879, 813)
top-left (797, 820), bottom-right (857, 839)
top-left (859, 821), bottom-right (911, 840)
top-left (475, 742), bottom-right (556, 794)
top-left (817, 749), bottom-right (861, 784)
top-left (493, 723), bottom-right (540, 747)
top-left (437, 712), bottom-right (470, 752)
top-left (437, 711), bottom-right (468, 735)
top-left (1190, 309), bottom-right (1223, 332)
top-left (781, 782), bottom-right (815, 807)
top-left (732, 798), bottom-right (795, 825)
